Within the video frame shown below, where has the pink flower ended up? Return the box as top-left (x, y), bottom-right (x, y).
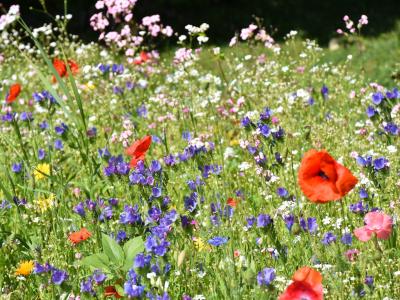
top-left (354, 211), bottom-right (393, 242)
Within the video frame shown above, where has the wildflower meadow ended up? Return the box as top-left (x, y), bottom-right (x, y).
top-left (0, 2), bottom-right (400, 299)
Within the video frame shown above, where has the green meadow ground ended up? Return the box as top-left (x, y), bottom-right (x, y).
top-left (0, 15), bottom-right (400, 300)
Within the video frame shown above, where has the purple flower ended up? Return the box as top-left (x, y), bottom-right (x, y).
top-left (149, 160), bottom-right (162, 173)
top-left (341, 233), bottom-right (352, 245)
top-left (54, 139), bottom-right (63, 150)
top-left (246, 216), bottom-right (256, 227)
top-left (260, 107), bottom-right (272, 120)
top-left (366, 106), bottom-right (377, 118)
top-left (52, 269), bottom-right (68, 285)
top-left (307, 217), bottom-right (318, 233)
top-left (38, 148), bottom-right (46, 160)
top-left (137, 104), bottom-right (147, 118)
top-left (80, 277), bottom-right (94, 294)
top-left (349, 200), bottom-right (369, 214)
top-left (208, 236), bottom-right (228, 246)
top-left (321, 85), bottom-right (329, 99)
top-left (55, 123), bottom-right (68, 135)
top-left (93, 270), bottom-right (106, 284)
top-left (259, 124), bottom-right (270, 137)
top-left (20, 112), bottom-right (33, 121)
top-left (257, 214), bottom-right (271, 227)
top-left (73, 202), bottom-right (85, 217)
top-left (276, 187), bottom-right (288, 198)
top-left (257, 267), bottom-right (275, 286)
top-left (322, 232), bottom-right (337, 245)
top-left (359, 188), bottom-right (368, 199)
top-left (152, 186), bottom-right (162, 198)
top-left (184, 192), bottom-right (198, 212)
top-left (116, 230), bottom-right (127, 243)
top-left (384, 123), bottom-right (399, 135)
top-left (12, 163), bottom-right (22, 173)
top-left (148, 206), bottom-right (162, 222)
top-left (373, 157), bottom-right (388, 171)
top-left (365, 275), bottom-right (374, 287)
top-left (372, 92), bottom-right (383, 105)
top-left (284, 214), bottom-right (294, 231)
top-left (120, 205), bottom-right (141, 225)
top-left (241, 116), bottom-right (251, 127)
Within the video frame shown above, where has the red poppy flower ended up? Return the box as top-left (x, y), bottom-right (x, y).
top-left (279, 266), bottom-right (323, 300)
top-left (68, 228), bottom-right (91, 245)
top-left (226, 197), bottom-right (238, 208)
top-left (298, 149), bottom-right (358, 203)
top-left (52, 58), bottom-right (79, 82)
top-left (125, 135), bottom-right (152, 168)
top-left (104, 286), bottom-right (122, 298)
top-left (6, 83), bottom-right (21, 103)
top-left (133, 51), bottom-right (150, 65)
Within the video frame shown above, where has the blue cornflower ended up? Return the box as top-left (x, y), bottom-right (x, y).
top-left (349, 200), bottom-right (369, 214)
top-left (307, 217), bottom-right (318, 233)
top-left (51, 269), bottom-right (68, 285)
top-left (257, 267), bottom-right (276, 286)
top-left (55, 123), bottom-right (68, 135)
top-left (365, 275), bottom-right (374, 287)
top-left (149, 160), bottom-right (162, 173)
top-left (80, 277), bottom-right (94, 294)
top-left (372, 92), bottom-right (384, 105)
top-left (54, 139), bottom-right (63, 150)
top-left (137, 104), bottom-right (147, 118)
top-left (182, 131), bottom-right (192, 141)
top-left (259, 124), bottom-right (271, 137)
top-left (39, 120), bottom-right (48, 130)
top-left (308, 97), bottom-right (315, 105)
top-left (134, 253), bottom-right (152, 268)
top-left (359, 188), bottom-right (368, 199)
top-left (93, 270), bottom-right (106, 284)
top-left (208, 236), bottom-right (228, 246)
top-left (120, 205), bottom-right (141, 225)
top-left (341, 233), bottom-right (352, 245)
top-left (38, 148), bottom-right (46, 160)
top-left (257, 214), bottom-right (272, 228)
top-left (373, 157), bottom-right (388, 171)
top-left (276, 187), bottom-right (288, 198)
top-left (20, 112), bottom-right (33, 121)
top-left (384, 123), bottom-right (399, 135)
top-left (322, 232), bottom-right (337, 245)
top-left (116, 230), bottom-right (127, 243)
top-left (321, 85), bottom-right (329, 99)
top-left (184, 192), bottom-right (198, 212)
top-left (241, 116), bottom-right (251, 127)
top-left (284, 214), bottom-right (294, 231)
top-left (12, 163), bottom-right (22, 173)
top-left (73, 202), bottom-right (85, 217)
top-left (366, 106), bottom-right (377, 118)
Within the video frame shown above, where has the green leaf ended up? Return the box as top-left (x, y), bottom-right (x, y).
top-left (80, 253), bottom-right (110, 271)
top-left (115, 284), bottom-right (125, 297)
top-left (102, 233), bottom-right (125, 265)
top-left (122, 236), bottom-right (144, 271)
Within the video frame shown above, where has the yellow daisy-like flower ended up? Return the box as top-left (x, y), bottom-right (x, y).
top-left (33, 163), bottom-right (50, 181)
top-left (15, 260), bottom-right (34, 276)
top-left (34, 194), bottom-right (55, 213)
top-left (193, 237), bottom-right (211, 252)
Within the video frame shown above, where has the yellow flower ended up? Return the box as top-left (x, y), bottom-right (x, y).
top-left (34, 194), bottom-right (55, 212)
top-left (85, 81), bottom-right (95, 90)
top-left (33, 163), bottom-right (50, 180)
top-left (193, 237), bottom-right (211, 252)
top-left (230, 139), bottom-right (239, 146)
top-left (15, 260), bottom-right (34, 276)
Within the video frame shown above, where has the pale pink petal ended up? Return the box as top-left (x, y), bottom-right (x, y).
top-left (376, 228), bottom-right (392, 240)
top-left (354, 227), bottom-right (373, 242)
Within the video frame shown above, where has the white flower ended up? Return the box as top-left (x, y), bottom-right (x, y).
top-left (238, 162), bottom-right (251, 171)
